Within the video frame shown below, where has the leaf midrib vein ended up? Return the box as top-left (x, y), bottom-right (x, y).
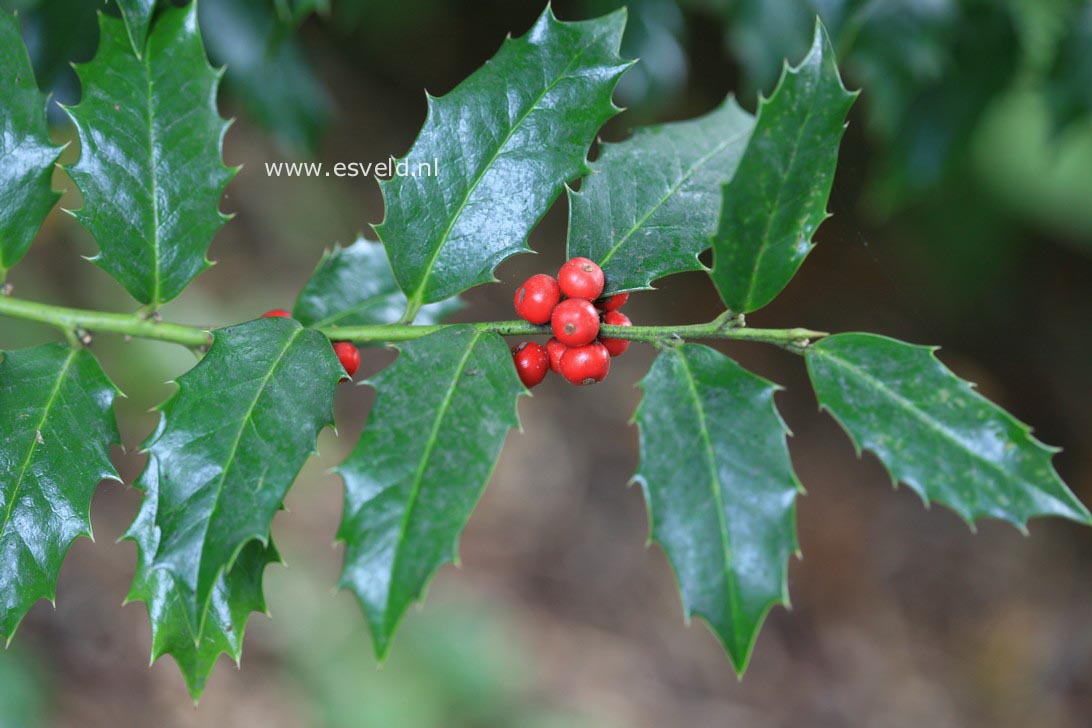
top-left (676, 350), bottom-right (742, 635)
top-left (407, 34), bottom-right (602, 308)
top-left (2, 348), bottom-right (78, 539)
top-left (141, 34), bottom-right (163, 306)
top-left (184, 327), bottom-right (304, 614)
top-left (597, 127), bottom-right (752, 269)
top-left (737, 72), bottom-right (823, 311)
top-left (813, 348), bottom-right (1050, 506)
top-left (384, 330), bottom-right (481, 625)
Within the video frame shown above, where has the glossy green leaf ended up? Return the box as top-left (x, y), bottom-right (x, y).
top-left (806, 333), bottom-right (1092, 529)
top-left (293, 237), bottom-right (463, 335)
top-left (337, 326), bottom-right (524, 657)
top-left (376, 6), bottom-right (630, 313)
top-left (132, 317), bottom-right (342, 633)
top-left (566, 96), bottom-right (754, 294)
top-left (634, 344), bottom-right (800, 674)
top-left (710, 22), bottom-right (855, 314)
top-left (0, 11), bottom-right (62, 275)
top-left (116, 0), bottom-right (156, 56)
top-left (65, 5), bottom-right (234, 306)
top-left (125, 459), bottom-right (279, 701)
top-left (0, 343), bottom-right (120, 641)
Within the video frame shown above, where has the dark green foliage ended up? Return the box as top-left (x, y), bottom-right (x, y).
top-left (65, 6), bottom-right (234, 306)
top-left (337, 327), bottom-right (524, 656)
top-left (375, 7), bottom-right (630, 312)
top-left (635, 344), bottom-right (800, 673)
top-left (806, 334), bottom-right (1091, 529)
top-left (0, 12), bottom-right (61, 275)
top-left (0, 344), bottom-right (120, 640)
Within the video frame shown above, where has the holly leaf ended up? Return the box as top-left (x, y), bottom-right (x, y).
top-left (337, 326), bottom-right (524, 657)
top-left (116, 0), bottom-right (156, 56)
top-left (0, 343), bottom-right (120, 641)
top-left (132, 317), bottom-right (342, 633)
top-left (65, 5), bottom-right (234, 307)
top-left (376, 6), bottom-right (630, 314)
top-left (0, 11), bottom-right (63, 275)
top-left (806, 333), bottom-right (1092, 529)
top-left (566, 96), bottom-right (754, 294)
top-left (709, 21), bottom-right (855, 314)
top-left (293, 237), bottom-right (463, 335)
top-left (125, 455), bottom-right (279, 701)
top-left (634, 344), bottom-right (800, 674)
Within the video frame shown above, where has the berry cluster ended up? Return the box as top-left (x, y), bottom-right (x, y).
top-left (261, 309), bottom-right (361, 377)
top-left (511, 257), bottom-right (631, 388)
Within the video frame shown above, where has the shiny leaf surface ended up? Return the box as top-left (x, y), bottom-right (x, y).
top-left (65, 6), bottom-right (234, 306)
top-left (806, 333), bottom-right (1092, 529)
top-left (337, 326), bottom-right (524, 657)
top-left (0, 11), bottom-right (62, 275)
top-left (293, 237), bottom-right (462, 335)
top-left (376, 7), bottom-right (629, 311)
top-left (132, 317), bottom-right (342, 632)
top-left (0, 343), bottom-right (120, 640)
top-left (710, 22), bottom-right (855, 313)
top-left (116, 0), bottom-right (156, 56)
top-left (634, 343), bottom-right (800, 674)
top-left (125, 463), bottom-right (279, 701)
top-left (567, 96), bottom-right (754, 294)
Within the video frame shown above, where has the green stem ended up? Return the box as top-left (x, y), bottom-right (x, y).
top-left (0, 295), bottom-right (828, 351)
top-left (0, 295), bottom-right (212, 348)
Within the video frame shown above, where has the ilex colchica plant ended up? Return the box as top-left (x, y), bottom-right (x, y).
top-left (0, 4), bottom-right (1087, 700)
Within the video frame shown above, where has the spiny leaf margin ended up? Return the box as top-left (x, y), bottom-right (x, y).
top-left (130, 317), bottom-right (342, 637)
top-left (0, 11), bottom-right (64, 275)
top-left (375, 5), bottom-right (631, 312)
top-left (567, 95), bottom-right (755, 294)
top-left (0, 343), bottom-right (120, 642)
top-left (805, 332), bottom-right (1092, 530)
top-left (64, 5), bottom-right (236, 307)
top-left (336, 326), bottom-right (525, 658)
top-left (633, 343), bottom-right (801, 674)
top-left (709, 20), bottom-right (856, 313)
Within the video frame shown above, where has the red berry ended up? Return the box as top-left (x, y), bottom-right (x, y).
top-left (600, 310), bottom-right (631, 357)
top-left (559, 342), bottom-right (610, 385)
top-left (596, 292), bottom-right (629, 311)
top-left (550, 298), bottom-right (599, 347)
top-left (512, 341), bottom-right (549, 388)
top-left (557, 257), bottom-right (605, 300)
top-left (333, 342), bottom-right (361, 377)
top-left (261, 308), bottom-right (292, 318)
top-left (513, 274), bottom-right (561, 324)
top-left (545, 337), bottom-right (567, 374)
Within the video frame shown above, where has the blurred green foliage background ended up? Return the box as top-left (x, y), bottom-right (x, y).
top-left (1, 0), bottom-right (1090, 725)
